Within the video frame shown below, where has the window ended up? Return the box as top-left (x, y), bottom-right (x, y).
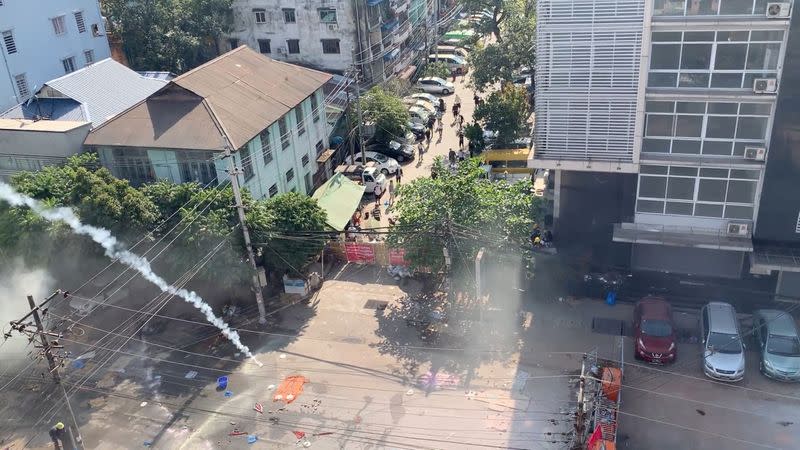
top-left (253, 8), bottom-right (266, 24)
top-left (715, 44), bottom-right (747, 70)
top-left (260, 129), bottom-right (273, 164)
top-left (287, 39), bottom-right (300, 54)
top-left (74, 11), bottom-right (86, 33)
top-left (83, 50), bottom-right (94, 65)
top-left (2, 30), bottom-right (16, 54)
top-left (681, 44), bottom-right (712, 69)
top-left (258, 39), bottom-right (270, 54)
top-left (321, 39), bottom-right (340, 54)
top-left (240, 146), bottom-right (254, 181)
top-left (177, 151), bottom-right (216, 185)
top-left (687, 0), bottom-right (719, 15)
top-left (639, 176), bottom-right (667, 198)
top-left (302, 154), bottom-right (309, 167)
top-left (706, 116), bottom-right (736, 138)
top-left (295, 106), bottom-right (305, 135)
top-left (14, 74), bottom-right (29, 98)
top-left (112, 148), bottom-right (155, 186)
top-left (675, 115), bottom-right (702, 137)
top-left (319, 8), bottom-right (337, 23)
top-left (283, 8), bottom-right (296, 23)
top-left (228, 38), bottom-right (239, 50)
top-left (278, 117), bottom-right (290, 149)
top-left (269, 184), bottom-right (278, 197)
top-left (720, 0), bottom-right (755, 14)
top-left (654, 0), bottom-right (686, 15)
top-left (316, 140), bottom-right (324, 155)
top-left (62, 56), bottom-right (76, 74)
top-left (651, 45), bottom-right (681, 69)
top-left (310, 94), bottom-right (319, 122)
top-left (645, 115), bottom-right (674, 137)
top-left (286, 168), bottom-right (295, 182)
top-left (51, 15), bottom-right (67, 35)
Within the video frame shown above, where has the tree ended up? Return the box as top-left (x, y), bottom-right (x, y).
top-left (461, 0), bottom-right (508, 42)
top-left (464, 122), bottom-right (486, 152)
top-left (358, 87), bottom-right (411, 144)
top-left (474, 83), bottom-right (529, 146)
top-left (387, 158), bottom-right (541, 270)
top-left (421, 61), bottom-right (450, 79)
top-left (250, 192), bottom-right (328, 276)
top-left (103, 0), bottom-right (233, 73)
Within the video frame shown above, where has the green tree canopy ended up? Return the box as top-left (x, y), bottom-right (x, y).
top-left (421, 61), bottom-right (451, 79)
top-left (474, 83), bottom-right (530, 146)
top-left (358, 87), bottom-right (411, 144)
top-left (387, 158), bottom-right (541, 269)
top-left (103, 0), bottom-right (233, 73)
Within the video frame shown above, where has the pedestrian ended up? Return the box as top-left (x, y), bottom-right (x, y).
top-left (473, 92), bottom-right (480, 105)
top-left (448, 148), bottom-right (456, 165)
top-left (388, 180), bottom-right (396, 204)
top-left (438, 98), bottom-right (445, 113)
top-left (397, 166), bottom-right (403, 184)
top-left (436, 120), bottom-right (443, 138)
top-left (427, 115), bottom-right (435, 130)
top-left (424, 128), bottom-right (431, 143)
top-left (468, 139), bottom-right (476, 156)
top-left (458, 130), bottom-right (465, 149)
top-left (451, 70), bottom-right (456, 82)
top-left (458, 148), bottom-right (467, 161)
top-left (459, 114), bottom-right (465, 128)
top-left (418, 142), bottom-right (425, 160)
top-left (374, 183), bottom-right (382, 207)
top-left (436, 111), bottom-right (443, 126)
top-left (49, 422), bottom-right (66, 450)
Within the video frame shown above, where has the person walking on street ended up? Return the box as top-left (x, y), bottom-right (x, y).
top-left (49, 422), bottom-right (66, 450)
top-left (374, 184), bottom-right (382, 207)
top-left (448, 148), bottom-right (456, 165)
top-left (424, 128), bottom-right (431, 144)
top-left (458, 114), bottom-right (465, 128)
top-left (388, 180), bottom-right (396, 204)
top-left (451, 70), bottom-right (457, 82)
top-left (438, 98), bottom-right (445, 113)
top-left (427, 114), bottom-right (435, 131)
top-left (458, 148), bottom-right (467, 161)
top-left (436, 120), bottom-right (443, 139)
top-left (473, 92), bottom-right (480, 105)
top-left (418, 142), bottom-right (425, 160)
top-left (397, 166), bottom-right (403, 184)
top-left (458, 130), bottom-right (465, 149)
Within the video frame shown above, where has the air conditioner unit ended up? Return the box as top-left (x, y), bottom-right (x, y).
top-left (766, 2), bottom-right (791, 17)
top-left (727, 222), bottom-right (750, 236)
top-left (744, 146), bottom-right (767, 161)
top-left (277, 46), bottom-right (287, 55)
top-left (753, 78), bottom-right (778, 94)
top-left (328, 24), bottom-right (338, 31)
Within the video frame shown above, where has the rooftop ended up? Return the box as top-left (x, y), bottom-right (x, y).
top-left (86, 47), bottom-right (333, 151)
top-left (0, 118), bottom-right (90, 132)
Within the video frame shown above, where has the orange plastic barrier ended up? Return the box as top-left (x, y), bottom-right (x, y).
top-left (273, 375), bottom-right (308, 404)
top-left (601, 367), bottom-right (621, 402)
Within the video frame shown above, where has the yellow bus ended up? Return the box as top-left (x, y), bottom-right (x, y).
top-left (480, 148), bottom-right (533, 181)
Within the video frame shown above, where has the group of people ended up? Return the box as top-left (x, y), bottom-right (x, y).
top-left (530, 226), bottom-right (554, 248)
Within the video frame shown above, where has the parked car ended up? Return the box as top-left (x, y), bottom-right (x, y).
top-left (633, 297), bottom-right (677, 364)
top-left (406, 122), bottom-right (425, 140)
top-left (416, 77), bottom-right (455, 95)
top-left (402, 98), bottom-right (436, 115)
top-left (753, 309), bottom-right (800, 382)
top-left (428, 54), bottom-right (469, 75)
top-left (407, 105), bottom-right (432, 125)
top-left (365, 140), bottom-right (415, 162)
top-left (407, 93), bottom-right (439, 108)
top-left (436, 45), bottom-right (469, 59)
top-left (700, 302), bottom-right (745, 382)
top-left (350, 151), bottom-right (401, 175)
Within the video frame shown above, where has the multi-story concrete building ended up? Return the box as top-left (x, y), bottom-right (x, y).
top-left (224, 0), bottom-right (442, 83)
top-left (0, 0), bottom-right (111, 111)
top-left (533, 0), bottom-right (794, 279)
top-left (85, 46), bottom-right (332, 199)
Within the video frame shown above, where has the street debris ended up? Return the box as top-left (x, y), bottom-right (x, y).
top-left (224, 390), bottom-right (234, 397)
top-left (229, 428), bottom-right (247, 437)
top-left (140, 401), bottom-right (148, 407)
top-left (292, 431), bottom-right (306, 439)
top-left (279, 354), bottom-right (287, 359)
top-left (267, 384), bottom-right (276, 390)
top-left (143, 440), bottom-right (152, 446)
top-left (184, 371), bottom-right (198, 379)
top-left (273, 375), bottom-right (307, 404)
top-left (405, 389), bottom-right (414, 396)
top-left (216, 376), bottom-right (228, 390)
top-left (313, 432), bottom-right (334, 437)
top-left (247, 435), bottom-right (258, 444)
top-left (254, 402), bottom-right (264, 414)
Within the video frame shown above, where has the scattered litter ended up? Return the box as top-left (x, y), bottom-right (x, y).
top-left (184, 371), bottom-right (198, 379)
top-left (302, 441), bottom-right (311, 448)
top-left (313, 432), bottom-right (334, 437)
top-left (292, 431), bottom-right (306, 439)
top-left (273, 375), bottom-right (307, 404)
top-left (247, 435), bottom-right (258, 444)
top-left (140, 401), bottom-right (148, 407)
top-left (217, 376), bottom-right (229, 390)
top-left (143, 440), bottom-right (152, 447)
top-left (267, 384), bottom-right (276, 391)
top-left (405, 389), bottom-right (414, 396)
top-left (254, 402), bottom-right (264, 414)
top-left (72, 360), bottom-right (86, 369)
top-left (76, 350), bottom-right (97, 360)
top-left (224, 390), bottom-right (234, 397)
top-left (279, 354), bottom-right (287, 359)
top-left (465, 391), bottom-right (477, 399)
top-left (230, 422), bottom-right (236, 425)
top-left (229, 429), bottom-right (247, 437)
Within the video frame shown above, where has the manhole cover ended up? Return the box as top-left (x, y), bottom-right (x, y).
top-left (592, 317), bottom-right (625, 336)
top-left (364, 299), bottom-right (389, 310)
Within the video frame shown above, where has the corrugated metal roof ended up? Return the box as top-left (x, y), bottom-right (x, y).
top-left (44, 58), bottom-right (167, 127)
top-left (87, 47), bottom-right (332, 151)
top-left (0, 98), bottom-right (86, 122)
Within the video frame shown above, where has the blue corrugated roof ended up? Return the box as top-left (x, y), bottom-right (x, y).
top-left (1, 98), bottom-right (86, 122)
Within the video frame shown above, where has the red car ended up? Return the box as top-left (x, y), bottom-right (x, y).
top-left (633, 297), bottom-right (677, 364)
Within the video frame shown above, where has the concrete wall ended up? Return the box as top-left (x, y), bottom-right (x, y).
top-left (0, 0), bottom-right (111, 111)
top-left (0, 123), bottom-right (92, 180)
top-left (228, 0), bottom-right (358, 73)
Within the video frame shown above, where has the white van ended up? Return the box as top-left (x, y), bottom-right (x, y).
top-left (435, 45), bottom-right (469, 59)
top-left (428, 54), bottom-right (468, 75)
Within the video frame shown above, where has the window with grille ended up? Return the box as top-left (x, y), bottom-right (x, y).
top-left (258, 39), bottom-right (270, 54)
top-left (62, 56), bottom-right (76, 73)
top-left (319, 8), bottom-right (337, 23)
top-left (51, 15), bottom-right (66, 35)
top-left (310, 94), bottom-right (320, 122)
top-left (278, 117), bottom-right (290, 149)
top-left (315, 140), bottom-right (324, 155)
top-left (295, 107), bottom-right (305, 135)
top-left (260, 129), bottom-right (273, 164)
top-left (321, 39), bottom-right (340, 54)
top-left (177, 151), bottom-right (216, 185)
top-left (14, 74), bottom-right (29, 98)
top-left (84, 49), bottom-right (94, 65)
top-left (283, 8), bottom-right (296, 23)
top-left (302, 154), bottom-right (309, 167)
top-left (287, 39), bottom-right (300, 54)
top-left (74, 11), bottom-right (86, 33)
top-left (286, 168), bottom-right (295, 182)
top-left (796, 211), bottom-right (800, 233)
top-left (240, 146), bottom-right (254, 181)
top-left (269, 184), bottom-right (278, 197)
top-left (253, 9), bottom-right (266, 23)
top-left (2, 30), bottom-right (15, 54)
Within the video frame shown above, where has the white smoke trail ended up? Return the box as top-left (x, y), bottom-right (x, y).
top-left (0, 182), bottom-right (263, 367)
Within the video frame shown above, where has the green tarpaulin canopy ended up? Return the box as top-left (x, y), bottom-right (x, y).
top-left (312, 173), bottom-right (366, 230)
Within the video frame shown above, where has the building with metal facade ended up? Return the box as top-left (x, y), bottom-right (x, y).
top-left (535, 0), bottom-right (795, 279)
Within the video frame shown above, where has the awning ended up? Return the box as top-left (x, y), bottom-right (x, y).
top-left (612, 223), bottom-right (753, 252)
top-left (398, 65), bottom-right (417, 80)
top-left (316, 148), bottom-right (335, 163)
top-left (312, 173), bottom-right (365, 231)
top-left (750, 245), bottom-right (800, 274)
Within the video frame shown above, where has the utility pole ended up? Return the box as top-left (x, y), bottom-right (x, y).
top-left (9, 292), bottom-right (85, 450)
top-left (575, 354), bottom-right (588, 447)
top-left (434, 0), bottom-right (440, 59)
top-left (353, 67), bottom-right (367, 163)
top-left (346, 90), bottom-right (355, 164)
top-left (223, 147), bottom-right (268, 324)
